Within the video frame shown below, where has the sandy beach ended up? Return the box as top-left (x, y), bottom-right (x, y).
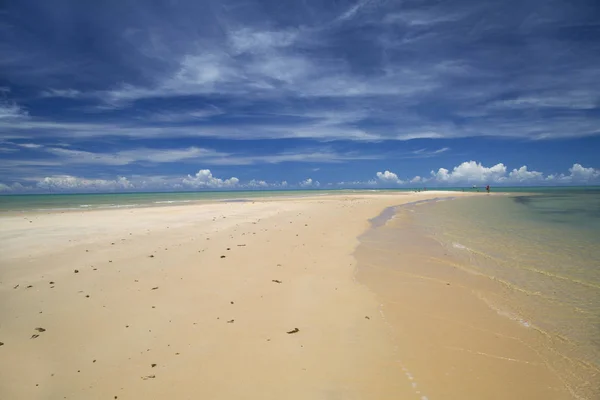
top-left (0, 192), bottom-right (584, 399)
top-left (0, 192), bottom-right (439, 400)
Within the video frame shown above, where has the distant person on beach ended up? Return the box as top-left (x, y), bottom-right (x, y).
top-left (486, 185), bottom-right (490, 193)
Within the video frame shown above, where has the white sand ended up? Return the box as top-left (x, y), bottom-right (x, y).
top-left (0, 192), bottom-right (460, 400)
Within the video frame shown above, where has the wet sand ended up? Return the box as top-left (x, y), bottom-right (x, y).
top-left (0, 192), bottom-right (461, 400)
top-left (355, 200), bottom-right (596, 400)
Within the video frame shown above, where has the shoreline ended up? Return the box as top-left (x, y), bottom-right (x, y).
top-left (355, 196), bottom-right (598, 399)
top-left (1, 191), bottom-right (479, 400)
top-left (0, 189), bottom-right (524, 215)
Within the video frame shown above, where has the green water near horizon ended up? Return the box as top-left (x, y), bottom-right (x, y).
top-left (0, 190), bottom-right (342, 212)
top-left (1, 186), bottom-right (598, 212)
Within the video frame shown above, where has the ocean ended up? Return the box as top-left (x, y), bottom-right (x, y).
top-left (0, 190), bottom-right (346, 212)
top-left (0, 186), bottom-right (594, 213)
top-left (358, 187), bottom-right (600, 398)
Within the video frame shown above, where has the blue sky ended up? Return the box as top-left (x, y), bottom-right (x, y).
top-left (1, 0), bottom-right (599, 192)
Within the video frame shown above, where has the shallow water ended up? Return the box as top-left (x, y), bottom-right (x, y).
top-left (0, 190), bottom-right (349, 212)
top-left (413, 194), bottom-right (600, 356)
top-left (356, 191), bottom-right (600, 399)
top-left (402, 193), bottom-right (600, 397)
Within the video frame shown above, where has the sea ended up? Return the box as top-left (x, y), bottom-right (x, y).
top-left (361, 186), bottom-right (600, 398)
top-left (0, 186), bottom-right (591, 213)
top-left (0, 190), bottom-right (345, 212)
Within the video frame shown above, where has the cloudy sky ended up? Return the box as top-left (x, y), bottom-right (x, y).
top-left (1, 0), bottom-right (599, 192)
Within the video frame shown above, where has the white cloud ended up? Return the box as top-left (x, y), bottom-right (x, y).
top-left (7, 144), bottom-right (378, 167)
top-left (411, 147), bottom-right (450, 157)
top-left (143, 106), bottom-right (223, 122)
top-left (547, 163), bottom-right (600, 183)
top-left (0, 101), bottom-right (28, 120)
top-left (27, 145), bottom-right (220, 166)
top-left (182, 169), bottom-right (240, 188)
top-left (333, 180), bottom-right (378, 187)
top-left (3, 2), bottom-right (600, 145)
top-left (568, 163), bottom-right (600, 181)
top-left (229, 29), bottom-right (298, 54)
top-left (376, 170), bottom-right (403, 184)
top-left (428, 161), bottom-right (599, 185)
top-left (1, 162), bottom-right (599, 193)
top-left (299, 178), bottom-right (320, 187)
top-left (384, 11), bottom-right (464, 26)
top-left (336, 0), bottom-right (370, 22)
top-left (245, 179), bottom-right (269, 188)
top-left (36, 175), bottom-right (133, 191)
top-left (17, 143), bottom-right (43, 149)
top-left (0, 182), bottom-right (28, 192)
top-left (40, 89), bottom-right (82, 99)
top-left (488, 91), bottom-right (598, 110)
top-left (430, 161), bottom-right (507, 183)
top-left (508, 166), bottom-right (544, 182)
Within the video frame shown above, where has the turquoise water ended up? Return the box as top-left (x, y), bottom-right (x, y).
top-left (1, 186), bottom-right (597, 212)
top-left (0, 190), bottom-right (348, 212)
top-left (360, 189), bottom-right (600, 398)
top-left (404, 191), bottom-right (600, 393)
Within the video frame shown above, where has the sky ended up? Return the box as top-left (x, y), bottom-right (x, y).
top-left (1, 0), bottom-right (599, 192)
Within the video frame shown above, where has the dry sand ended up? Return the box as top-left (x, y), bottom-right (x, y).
top-left (0, 192), bottom-right (456, 400)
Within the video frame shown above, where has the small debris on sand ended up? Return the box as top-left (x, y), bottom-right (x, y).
top-left (230, 301), bottom-right (234, 304)
top-left (237, 244), bottom-right (246, 247)
top-left (0, 342), bottom-right (4, 346)
top-left (26, 285), bottom-right (33, 288)
top-left (30, 334), bottom-right (39, 339)
top-left (287, 328), bottom-right (300, 334)
top-left (365, 316), bottom-right (370, 320)
top-left (142, 375), bottom-right (156, 380)
top-left (151, 363), bottom-right (157, 368)
top-left (151, 287), bottom-right (159, 290)
top-left (13, 285), bottom-right (19, 289)
top-left (49, 281), bottom-right (54, 284)
top-left (149, 255), bottom-right (155, 258)
top-left (74, 269), bottom-right (79, 273)
top-left (35, 327), bottom-right (46, 332)
top-left (220, 255), bottom-right (226, 259)
top-left (272, 280), bottom-right (282, 284)
top-left (227, 319), bottom-right (234, 323)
